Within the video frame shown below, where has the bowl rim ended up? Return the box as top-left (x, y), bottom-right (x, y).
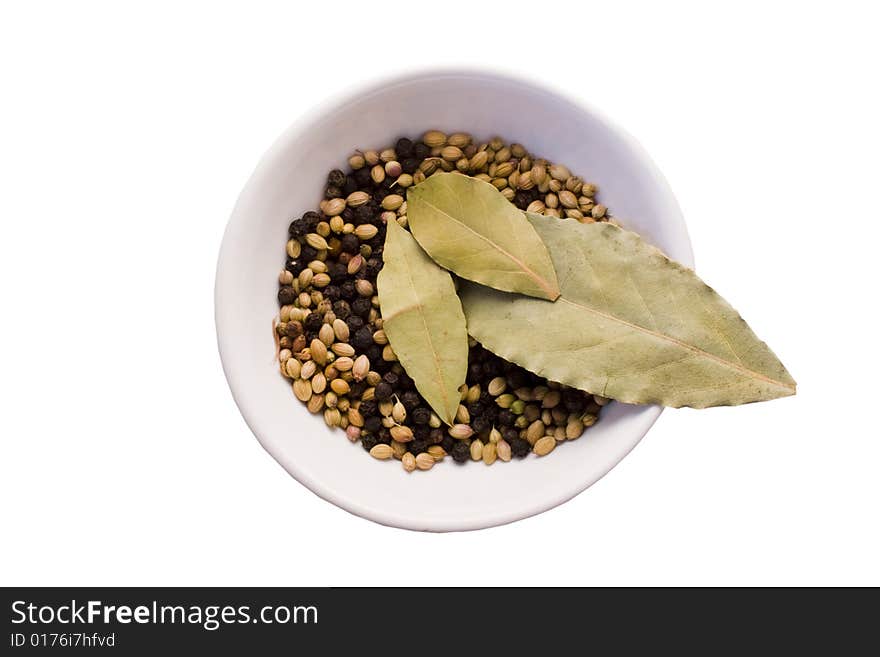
top-left (215, 66), bottom-right (692, 531)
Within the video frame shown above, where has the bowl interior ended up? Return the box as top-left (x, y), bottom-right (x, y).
top-left (216, 71), bottom-right (693, 531)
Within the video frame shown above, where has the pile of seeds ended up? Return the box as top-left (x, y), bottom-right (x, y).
top-left (276, 132), bottom-right (615, 471)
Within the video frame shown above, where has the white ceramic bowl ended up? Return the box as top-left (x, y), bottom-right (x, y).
top-left (215, 69), bottom-right (693, 531)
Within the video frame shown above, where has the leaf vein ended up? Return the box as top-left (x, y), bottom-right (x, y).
top-left (557, 297), bottom-right (794, 391)
top-left (399, 247), bottom-right (452, 421)
top-left (419, 198), bottom-right (558, 298)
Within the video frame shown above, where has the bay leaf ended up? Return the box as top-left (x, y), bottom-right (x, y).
top-left (407, 172), bottom-right (560, 300)
top-left (459, 214), bottom-right (796, 408)
top-left (377, 219), bottom-right (469, 424)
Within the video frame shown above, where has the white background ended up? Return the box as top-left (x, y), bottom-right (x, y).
top-left (2, 1), bottom-right (878, 586)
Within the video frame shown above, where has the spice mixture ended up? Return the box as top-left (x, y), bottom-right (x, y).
top-left (275, 132), bottom-right (614, 471)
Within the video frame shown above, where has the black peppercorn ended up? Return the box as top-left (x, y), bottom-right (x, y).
top-left (323, 285), bottom-right (340, 301)
top-left (401, 158), bottom-right (419, 174)
top-left (411, 407), bottom-right (431, 425)
top-left (513, 191), bottom-right (532, 209)
top-left (397, 371), bottom-right (414, 389)
top-left (400, 391), bottom-right (421, 411)
top-left (497, 409), bottom-right (515, 427)
top-left (351, 326), bottom-right (373, 351)
top-left (351, 297), bottom-right (371, 317)
top-left (332, 300), bottom-right (351, 320)
top-left (354, 205), bottom-right (375, 225)
top-left (364, 258), bottom-right (383, 278)
top-left (358, 400), bottom-right (377, 417)
top-left (409, 439), bottom-right (428, 455)
top-left (327, 262), bottom-right (348, 281)
top-left (325, 185), bottom-right (343, 199)
top-left (382, 371), bottom-right (400, 386)
top-left (503, 428), bottom-right (520, 443)
top-left (467, 363), bottom-right (483, 383)
top-left (367, 345), bottom-right (386, 370)
top-left (285, 258), bottom-right (307, 275)
top-left (340, 233), bottom-right (360, 254)
top-left (348, 381), bottom-right (366, 399)
top-left (451, 441), bottom-right (471, 463)
top-left (340, 280), bottom-right (357, 301)
top-left (467, 402), bottom-right (485, 418)
top-left (361, 435), bottom-right (378, 451)
top-left (507, 369), bottom-right (528, 389)
top-left (364, 416), bottom-right (382, 434)
top-left (510, 437), bottom-right (531, 458)
top-left (441, 435), bottom-right (455, 453)
top-left (300, 245), bottom-right (318, 262)
top-left (277, 286), bottom-right (296, 305)
top-left (413, 425), bottom-right (430, 440)
top-left (429, 428), bottom-right (443, 444)
top-left (395, 137), bottom-right (414, 158)
top-left (482, 359), bottom-right (503, 378)
top-left (472, 416), bottom-right (491, 434)
top-left (563, 389), bottom-right (586, 413)
top-left (413, 142), bottom-right (430, 160)
top-left (374, 382), bottom-right (393, 401)
top-left (327, 169), bottom-right (346, 188)
top-left (304, 312), bottom-right (323, 332)
top-left (288, 218), bottom-right (308, 238)
top-left (343, 176), bottom-right (358, 195)
top-left (376, 428), bottom-right (391, 444)
top-left (354, 167), bottom-right (372, 187)
top-left (345, 315), bottom-right (365, 332)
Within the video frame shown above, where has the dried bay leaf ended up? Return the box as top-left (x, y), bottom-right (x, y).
top-left (377, 220), bottom-right (468, 424)
top-left (407, 173), bottom-right (560, 300)
top-left (460, 215), bottom-right (796, 408)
